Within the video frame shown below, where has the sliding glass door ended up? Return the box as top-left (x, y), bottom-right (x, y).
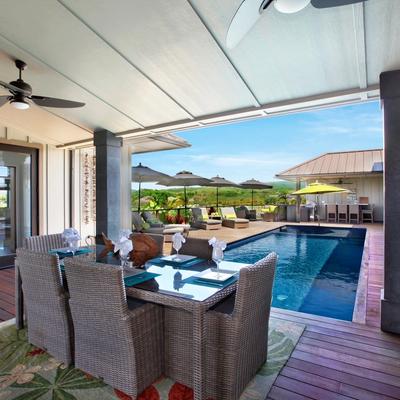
top-left (0, 144), bottom-right (38, 268)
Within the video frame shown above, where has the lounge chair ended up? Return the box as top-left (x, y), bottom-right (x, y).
top-left (236, 206), bottom-right (257, 221)
top-left (132, 211), bottom-right (189, 242)
top-left (192, 208), bottom-right (222, 230)
top-left (220, 207), bottom-right (249, 229)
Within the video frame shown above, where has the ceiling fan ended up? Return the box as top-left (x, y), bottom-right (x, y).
top-left (0, 59), bottom-right (85, 110)
top-left (226, 0), bottom-right (368, 49)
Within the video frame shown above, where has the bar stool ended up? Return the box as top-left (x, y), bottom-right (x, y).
top-left (349, 205), bottom-right (360, 224)
top-left (337, 204), bottom-right (348, 223)
top-left (326, 204), bottom-right (337, 223)
top-left (361, 205), bottom-right (374, 223)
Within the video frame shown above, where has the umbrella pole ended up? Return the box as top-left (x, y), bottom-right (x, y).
top-left (216, 187), bottom-right (219, 210)
top-left (252, 190), bottom-right (254, 209)
top-left (138, 181), bottom-right (141, 212)
top-left (184, 186), bottom-right (187, 214)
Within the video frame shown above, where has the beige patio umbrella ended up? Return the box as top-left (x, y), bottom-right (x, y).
top-left (132, 163), bottom-right (171, 212)
top-left (207, 176), bottom-right (239, 209)
top-left (240, 179), bottom-right (273, 209)
top-left (292, 182), bottom-right (350, 225)
top-left (158, 171), bottom-right (212, 212)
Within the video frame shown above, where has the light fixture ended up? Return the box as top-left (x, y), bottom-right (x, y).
top-left (274, 0), bottom-right (311, 13)
top-left (10, 94), bottom-right (29, 110)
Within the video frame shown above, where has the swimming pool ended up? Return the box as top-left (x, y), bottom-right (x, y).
top-left (224, 225), bottom-right (366, 321)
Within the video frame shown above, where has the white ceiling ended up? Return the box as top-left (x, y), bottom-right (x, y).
top-left (0, 0), bottom-right (398, 147)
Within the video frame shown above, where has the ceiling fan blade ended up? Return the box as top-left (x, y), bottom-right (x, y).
top-left (0, 80), bottom-right (29, 95)
top-left (30, 95), bottom-right (85, 108)
top-left (226, 0), bottom-right (271, 49)
top-left (311, 0), bottom-right (367, 9)
top-left (0, 96), bottom-right (9, 107)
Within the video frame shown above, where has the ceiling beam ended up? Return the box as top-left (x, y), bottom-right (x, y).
top-left (57, 84), bottom-right (379, 149)
top-left (186, 0), bottom-right (261, 108)
top-left (57, 0), bottom-right (195, 121)
top-left (352, 2), bottom-right (368, 91)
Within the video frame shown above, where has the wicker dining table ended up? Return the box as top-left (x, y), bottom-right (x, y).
top-left (15, 246), bottom-right (249, 400)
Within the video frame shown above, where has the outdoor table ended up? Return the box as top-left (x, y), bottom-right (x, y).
top-left (15, 246), bottom-right (249, 400)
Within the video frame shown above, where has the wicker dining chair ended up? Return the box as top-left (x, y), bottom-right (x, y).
top-left (170, 237), bottom-right (213, 260)
top-left (64, 258), bottom-right (164, 397)
top-left (24, 233), bottom-right (65, 252)
top-left (164, 252), bottom-right (277, 400)
top-left (16, 248), bottom-right (73, 365)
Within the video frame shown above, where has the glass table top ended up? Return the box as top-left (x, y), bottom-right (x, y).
top-left (59, 245), bottom-right (250, 302)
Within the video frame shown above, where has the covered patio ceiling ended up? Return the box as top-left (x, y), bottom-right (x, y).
top-left (0, 0), bottom-right (398, 147)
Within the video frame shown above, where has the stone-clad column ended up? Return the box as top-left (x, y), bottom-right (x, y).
top-left (94, 129), bottom-right (122, 243)
top-left (380, 70), bottom-right (400, 334)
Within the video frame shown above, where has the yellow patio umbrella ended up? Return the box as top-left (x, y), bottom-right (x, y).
top-left (291, 182), bottom-right (349, 225)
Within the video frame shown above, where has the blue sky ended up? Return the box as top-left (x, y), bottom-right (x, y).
top-left (132, 101), bottom-right (383, 189)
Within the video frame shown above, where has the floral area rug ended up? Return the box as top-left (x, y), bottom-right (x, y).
top-left (0, 317), bottom-right (304, 400)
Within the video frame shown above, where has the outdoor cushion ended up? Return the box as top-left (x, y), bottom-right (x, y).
top-left (224, 213), bottom-right (237, 219)
top-left (201, 208), bottom-right (209, 220)
top-left (262, 205), bottom-right (278, 213)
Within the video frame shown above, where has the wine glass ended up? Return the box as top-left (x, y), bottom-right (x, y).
top-left (212, 246), bottom-right (224, 274)
top-left (173, 240), bottom-right (182, 260)
top-left (68, 240), bottom-right (78, 256)
top-left (120, 248), bottom-right (130, 269)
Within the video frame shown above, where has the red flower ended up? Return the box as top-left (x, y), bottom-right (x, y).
top-left (168, 382), bottom-right (193, 400)
top-left (138, 386), bottom-right (160, 400)
top-left (114, 386), bottom-right (159, 400)
top-left (27, 348), bottom-right (46, 357)
top-left (114, 389), bottom-right (132, 400)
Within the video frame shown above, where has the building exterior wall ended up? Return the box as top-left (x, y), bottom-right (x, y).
top-left (305, 176), bottom-right (383, 222)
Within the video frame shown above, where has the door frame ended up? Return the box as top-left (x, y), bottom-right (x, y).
top-left (0, 144), bottom-right (38, 268)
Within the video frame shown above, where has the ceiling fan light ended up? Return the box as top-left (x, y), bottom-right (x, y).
top-left (10, 99), bottom-right (29, 110)
top-left (274, 0), bottom-right (311, 13)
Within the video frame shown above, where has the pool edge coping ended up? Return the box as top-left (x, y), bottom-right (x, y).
top-left (352, 228), bottom-right (369, 324)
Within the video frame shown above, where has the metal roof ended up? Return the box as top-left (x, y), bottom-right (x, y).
top-left (276, 149), bottom-right (383, 181)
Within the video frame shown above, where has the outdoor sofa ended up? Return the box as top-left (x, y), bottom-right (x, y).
top-left (132, 211), bottom-right (189, 242)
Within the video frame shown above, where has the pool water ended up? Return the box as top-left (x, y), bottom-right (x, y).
top-left (224, 225), bottom-right (366, 321)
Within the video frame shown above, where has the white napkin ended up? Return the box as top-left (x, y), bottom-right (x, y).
top-left (172, 232), bottom-right (186, 253)
top-left (208, 237), bottom-right (227, 251)
top-left (114, 236), bottom-right (133, 257)
top-left (62, 228), bottom-right (81, 246)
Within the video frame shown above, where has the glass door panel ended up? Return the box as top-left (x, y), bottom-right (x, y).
top-left (0, 145), bottom-right (37, 268)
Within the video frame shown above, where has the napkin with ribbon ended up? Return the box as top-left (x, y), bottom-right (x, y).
top-left (114, 230), bottom-right (133, 258)
top-left (172, 232), bottom-right (186, 253)
top-left (208, 237), bottom-right (227, 251)
top-left (62, 228), bottom-right (81, 247)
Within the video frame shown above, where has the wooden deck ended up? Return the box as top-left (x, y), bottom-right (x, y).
top-left (1, 222), bottom-right (398, 400)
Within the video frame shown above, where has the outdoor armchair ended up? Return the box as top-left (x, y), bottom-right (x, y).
top-left (64, 258), bottom-right (164, 397)
top-left (16, 248), bottom-right (73, 365)
top-left (220, 207), bottom-right (249, 229)
top-left (23, 233), bottom-right (65, 252)
top-left (164, 252), bottom-right (277, 399)
top-left (170, 237), bottom-right (213, 260)
top-left (261, 205), bottom-right (278, 222)
top-left (191, 207), bottom-right (222, 230)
